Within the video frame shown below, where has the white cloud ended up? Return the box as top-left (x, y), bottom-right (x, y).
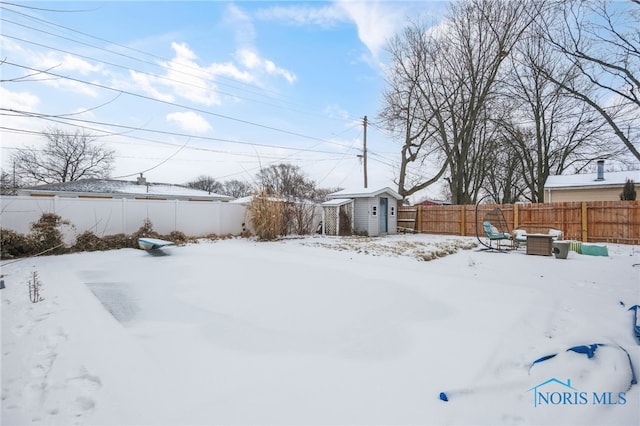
top-left (160, 42), bottom-right (221, 106)
top-left (255, 4), bottom-right (348, 27)
top-left (223, 5), bottom-right (297, 85)
top-left (324, 104), bottom-right (351, 121)
top-left (335, 0), bottom-right (406, 59)
top-left (129, 70), bottom-right (175, 103)
top-left (166, 111), bottom-right (212, 134)
top-left (237, 49), bottom-right (297, 84)
top-left (0, 86), bottom-right (40, 111)
top-left (225, 4), bottom-right (256, 48)
top-left (38, 52), bottom-right (103, 75)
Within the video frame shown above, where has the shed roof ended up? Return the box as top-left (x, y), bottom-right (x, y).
top-left (327, 186), bottom-right (402, 200)
top-left (321, 198), bottom-right (353, 206)
top-left (19, 179), bottom-right (233, 201)
top-left (544, 170), bottom-right (639, 189)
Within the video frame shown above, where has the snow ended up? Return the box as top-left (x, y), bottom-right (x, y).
top-left (19, 178), bottom-right (233, 200)
top-left (544, 170), bottom-right (640, 188)
top-left (2, 234), bottom-right (639, 425)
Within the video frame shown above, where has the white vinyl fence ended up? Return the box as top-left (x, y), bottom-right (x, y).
top-left (0, 196), bottom-right (248, 238)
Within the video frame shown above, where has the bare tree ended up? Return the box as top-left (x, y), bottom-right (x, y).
top-left (186, 175), bottom-right (224, 194)
top-left (256, 163), bottom-right (316, 200)
top-left (223, 179), bottom-right (252, 198)
top-left (380, 0), bottom-right (541, 204)
top-left (540, 0), bottom-right (640, 161)
top-left (500, 23), bottom-right (609, 202)
top-left (0, 169), bottom-right (19, 195)
top-left (255, 163), bottom-right (319, 236)
top-left (12, 128), bottom-right (114, 185)
top-left (380, 23), bottom-right (448, 201)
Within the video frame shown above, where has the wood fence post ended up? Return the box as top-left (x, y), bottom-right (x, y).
top-left (581, 202), bottom-right (588, 242)
top-left (416, 205), bottom-right (422, 233)
top-left (460, 205), bottom-right (466, 236)
top-left (513, 203), bottom-right (519, 230)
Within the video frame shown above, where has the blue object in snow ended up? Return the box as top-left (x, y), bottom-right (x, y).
top-left (629, 305), bottom-right (640, 344)
top-left (531, 353), bottom-right (558, 366)
top-left (439, 392), bottom-right (448, 402)
top-left (566, 343), bottom-right (604, 359)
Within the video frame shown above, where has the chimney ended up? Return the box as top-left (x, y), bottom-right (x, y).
top-left (137, 173), bottom-right (147, 185)
top-left (596, 160), bottom-right (605, 181)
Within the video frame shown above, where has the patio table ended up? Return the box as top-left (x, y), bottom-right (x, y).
top-left (525, 234), bottom-right (554, 256)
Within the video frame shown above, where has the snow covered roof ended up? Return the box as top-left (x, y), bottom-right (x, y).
top-left (327, 186), bottom-right (402, 200)
top-left (321, 198), bottom-right (353, 207)
top-left (544, 170), bottom-right (639, 189)
top-left (19, 179), bottom-right (233, 201)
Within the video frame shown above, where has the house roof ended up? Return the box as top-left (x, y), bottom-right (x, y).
top-left (18, 179), bottom-right (233, 201)
top-left (327, 186), bottom-right (402, 200)
top-left (544, 170), bottom-right (640, 189)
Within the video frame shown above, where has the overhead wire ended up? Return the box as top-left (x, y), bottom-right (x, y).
top-left (0, 1), bottom-right (395, 183)
top-left (1, 61), bottom-right (359, 152)
top-left (0, 4), bottom-right (358, 123)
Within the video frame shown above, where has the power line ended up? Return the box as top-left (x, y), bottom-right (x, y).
top-left (1, 62), bottom-right (357, 150)
top-left (1, 4), bottom-right (357, 123)
top-left (0, 110), bottom-right (357, 155)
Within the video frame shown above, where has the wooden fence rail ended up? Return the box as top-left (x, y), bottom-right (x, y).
top-left (397, 200), bottom-right (640, 245)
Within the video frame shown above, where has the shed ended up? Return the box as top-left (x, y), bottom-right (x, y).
top-left (320, 198), bottom-right (354, 236)
top-left (325, 187), bottom-right (402, 236)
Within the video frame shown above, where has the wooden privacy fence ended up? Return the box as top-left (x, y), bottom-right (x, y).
top-left (397, 200), bottom-right (640, 245)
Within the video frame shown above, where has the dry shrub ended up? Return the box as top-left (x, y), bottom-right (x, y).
top-left (74, 231), bottom-right (109, 252)
top-left (164, 231), bottom-right (194, 245)
top-left (131, 218), bottom-right (159, 241)
top-left (30, 213), bottom-right (69, 255)
top-left (102, 234), bottom-right (132, 249)
top-left (0, 229), bottom-right (33, 259)
top-left (249, 192), bottom-right (283, 241)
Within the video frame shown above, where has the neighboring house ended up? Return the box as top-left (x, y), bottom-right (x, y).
top-left (413, 197), bottom-right (451, 206)
top-left (17, 176), bottom-right (233, 202)
top-left (324, 187), bottom-right (402, 236)
top-left (544, 161), bottom-right (639, 203)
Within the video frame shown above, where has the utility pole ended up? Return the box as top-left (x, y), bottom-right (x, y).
top-left (363, 115), bottom-right (368, 188)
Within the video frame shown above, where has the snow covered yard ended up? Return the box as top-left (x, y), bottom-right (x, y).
top-left (2, 234), bottom-right (639, 425)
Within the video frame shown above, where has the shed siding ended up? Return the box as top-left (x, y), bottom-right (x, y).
top-left (353, 199), bottom-right (370, 234)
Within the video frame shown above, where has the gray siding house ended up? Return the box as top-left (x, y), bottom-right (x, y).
top-left (324, 187), bottom-right (402, 236)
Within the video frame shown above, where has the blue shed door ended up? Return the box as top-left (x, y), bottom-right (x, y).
top-left (379, 197), bottom-right (388, 233)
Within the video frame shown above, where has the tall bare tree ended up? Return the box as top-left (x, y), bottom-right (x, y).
top-left (501, 23), bottom-right (608, 202)
top-left (256, 163), bottom-right (316, 200)
top-left (12, 127), bottom-right (114, 185)
top-left (540, 0), bottom-right (640, 161)
top-left (380, 0), bottom-right (541, 204)
top-left (380, 23), bottom-right (448, 201)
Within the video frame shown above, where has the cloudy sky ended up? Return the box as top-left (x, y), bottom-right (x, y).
top-left (1, 1), bottom-right (448, 195)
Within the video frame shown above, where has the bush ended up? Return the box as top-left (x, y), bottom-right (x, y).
top-left (29, 213), bottom-right (69, 255)
top-left (73, 231), bottom-right (109, 252)
top-left (0, 229), bottom-right (33, 259)
top-left (249, 193), bottom-right (283, 241)
top-left (3, 216), bottom-right (203, 259)
top-left (165, 231), bottom-right (194, 245)
top-left (101, 234), bottom-right (133, 250)
top-left (620, 179), bottom-right (637, 201)
top-left (131, 218), bottom-right (160, 241)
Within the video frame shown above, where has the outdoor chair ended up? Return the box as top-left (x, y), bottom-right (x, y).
top-left (482, 221), bottom-right (513, 250)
